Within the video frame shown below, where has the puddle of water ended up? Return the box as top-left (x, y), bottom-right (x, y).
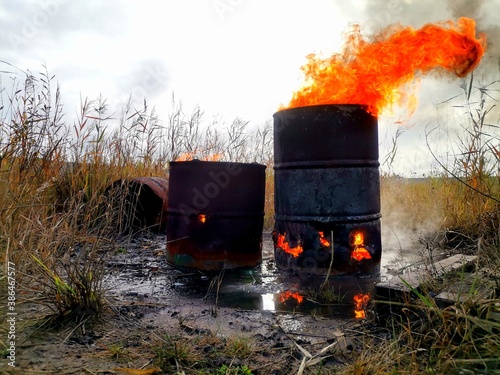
top-left (261, 293), bottom-right (276, 310)
top-left (215, 290), bottom-right (370, 319)
top-left (103, 231), bottom-right (433, 320)
top-left (170, 261), bottom-right (378, 319)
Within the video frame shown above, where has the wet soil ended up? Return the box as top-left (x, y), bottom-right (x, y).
top-left (2, 232), bottom-right (428, 374)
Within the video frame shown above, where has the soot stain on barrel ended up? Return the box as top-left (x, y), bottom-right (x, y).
top-left (273, 104), bottom-right (382, 276)
top-left (166, 160), bottom-right (266, 270)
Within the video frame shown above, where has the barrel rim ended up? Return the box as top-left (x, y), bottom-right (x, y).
top-left (169, 160), bottom-right (267, 169)
top-left (273, 103), bottom-right (374, 118)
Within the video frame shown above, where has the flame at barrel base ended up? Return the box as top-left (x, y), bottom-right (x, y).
top-left (273, 221), bottom-right (381, 276)
top-left (353, 293), bottom-right (371, 319)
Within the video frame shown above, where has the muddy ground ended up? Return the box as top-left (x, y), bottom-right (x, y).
top-left (1, 232), bottom-right (429, 375)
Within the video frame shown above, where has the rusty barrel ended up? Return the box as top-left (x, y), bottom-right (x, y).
top-left (273, 104), bottom-right (382, 275)
top-left (166, 160), bottom-right (266, 270)
top-left (106, 177), bottom-right (168, 233)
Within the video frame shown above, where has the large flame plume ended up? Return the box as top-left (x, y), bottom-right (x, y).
top-left (283, 17), bottom-right (486, 117)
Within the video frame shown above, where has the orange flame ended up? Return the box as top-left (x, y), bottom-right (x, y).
top-left (351, 231), bottom-right (372, 261)
top-left (198, 214), bottom-right (206, 223)
top-left (318, 231), bottom-right (330, 247)
top-left (352, 247), bottom-right (372, 261)
top-left (276, 233), bottom-right (303, 257)
top-left (280, 291), bottom-right (304, 304)
top-left (176, 152), bottom-right (222, 162)
top-left (283, 17), bottom-right (486, 117)
top-left (353, 293), bottom-right (370, 319)
top-left (353, 232), bottom-right (363, 246)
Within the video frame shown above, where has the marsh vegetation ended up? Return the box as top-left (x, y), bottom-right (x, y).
top-left (0, 66), bottom-right (499, 374)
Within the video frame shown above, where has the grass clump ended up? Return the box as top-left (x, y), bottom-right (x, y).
top-left (28, 249), bottom-right (105, 324)
top-left (215, 364), bottom-right (253, 375)
top-left (155, 334), bottom-right (206, 371)
top-left (224, 335), bottom-right (255, 358)
top-left (154, 330), bottom-right (258, 374)
top-left (340, 296), bottom-right (500, 374)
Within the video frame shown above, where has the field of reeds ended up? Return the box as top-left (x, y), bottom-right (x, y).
top-left (1, 66), bottom-right (499, 374)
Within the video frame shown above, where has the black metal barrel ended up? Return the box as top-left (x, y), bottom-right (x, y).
top-left (273, 104), bottom-right (381, 275)
top-left (166, 160), bottom-right (266, 270)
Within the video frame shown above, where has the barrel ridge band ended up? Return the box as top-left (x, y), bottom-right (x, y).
top-left (274, 159), bottom-right (380, 169)
top-left (167, 209), bottom-right (265, 218)
top-left (274, 213), bottom-right (382, 223)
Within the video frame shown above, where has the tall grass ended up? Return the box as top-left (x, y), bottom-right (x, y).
top-left (425, 77), bottom-right (500, 262)
top-left (349, 77), bottom-right (500, 374)
top-left (0, 65), bottom-right (273, 322)
top-left (340, 301), bottom-right (500, 374)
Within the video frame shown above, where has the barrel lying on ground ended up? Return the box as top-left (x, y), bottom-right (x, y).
top-left (105, 177), bottom-right (168, 233)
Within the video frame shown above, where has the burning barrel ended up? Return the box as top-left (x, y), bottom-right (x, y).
top-left (273, 104), bottom-right (381, 276)
top-left (166, 160), bottom-right (266, 270)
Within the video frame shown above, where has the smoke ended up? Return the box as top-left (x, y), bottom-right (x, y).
top-left (446, 0), bottom-right (500, 76)
top-left (447, 0), bottom-right (484, 18)
top-left (380, 177), bottom-right (444, 271)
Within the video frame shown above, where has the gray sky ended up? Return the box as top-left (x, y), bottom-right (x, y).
top-left (1, 0), bottom-right (499, 175)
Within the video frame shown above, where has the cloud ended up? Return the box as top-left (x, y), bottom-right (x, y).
top-left (0, 0), bottom-right (128, 60)
top-left (115, 58), bottom-right (170, 105)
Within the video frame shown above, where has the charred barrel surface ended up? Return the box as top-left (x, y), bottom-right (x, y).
top-left (273, 104), bottom-right (381, 275)
top-left (166, 160), bottom-right (266, 270)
